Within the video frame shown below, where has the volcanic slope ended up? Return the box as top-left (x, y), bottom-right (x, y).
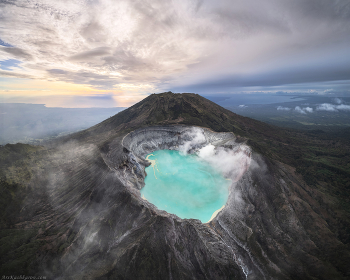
top-left (61, 92), bottom-right (281, 144)
top-left (0, 92), bottom-right (349, 280)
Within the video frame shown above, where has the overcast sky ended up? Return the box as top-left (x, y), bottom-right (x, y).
top-left (1, 0), bottom-right (350, 107)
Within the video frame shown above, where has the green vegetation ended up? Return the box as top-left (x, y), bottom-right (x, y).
top-left (0, 144), bottom-right (47, 228)
top-left (0, 227), bottom-right (43, 275)
top-left (0, 144), bottom-right (49, 275)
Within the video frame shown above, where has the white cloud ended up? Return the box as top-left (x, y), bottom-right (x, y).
top-left (295, 106), bottom-right (306, 114)
top-left (277, 106), bottom-right (291, 111)
top-left (294, 106), bottom-right (313, 114)
top-left (1, 0), bottom-right (350, 95)
top-left (0, 0), bottom-right (214, 90)
top-left (316, 103), bottom-right (350, 112)
top-left (316, 103), bottom-right (337, 112)
top-left (334, 97), bottom-right (343, 104)
top-left (336, 104), bottom-right (350, 111)
top-left (318, 104), bottom-right (337, 111)
top-left (304, 107), bottom-right (313, 113)
top-left (293, 106), bottom-right (302, 114)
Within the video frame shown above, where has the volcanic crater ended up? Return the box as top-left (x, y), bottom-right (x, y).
top-left (116, 126), bottom-right (251, 222)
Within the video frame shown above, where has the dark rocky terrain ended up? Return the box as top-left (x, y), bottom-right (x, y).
top-left (1, 92), bottom-right (349, 279)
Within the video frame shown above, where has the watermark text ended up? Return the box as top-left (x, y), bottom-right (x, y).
top-left (2, 276), bottom-right (46, 280)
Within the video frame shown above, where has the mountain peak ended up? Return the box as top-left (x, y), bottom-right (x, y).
top-left (96, 92), bottom-right (240, 132)
top-left (63, 92), bottom-right (281, 151)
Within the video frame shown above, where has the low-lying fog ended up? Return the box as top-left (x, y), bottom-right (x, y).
top-left (0, 104), bottom-right (125, 145)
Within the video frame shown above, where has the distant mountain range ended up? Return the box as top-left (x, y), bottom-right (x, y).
top-left (1, 92), bottom-right (349, 279)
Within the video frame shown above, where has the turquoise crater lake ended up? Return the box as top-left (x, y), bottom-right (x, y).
top-left (141, 150), bottom-right (230, 223)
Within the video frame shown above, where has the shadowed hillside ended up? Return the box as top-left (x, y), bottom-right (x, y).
top-left (1, 92), bottom-right (349, 279)
top-left (66, 92), bottom-right (283, 144)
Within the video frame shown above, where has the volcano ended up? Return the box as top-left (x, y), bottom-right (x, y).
top-left (1, 92), bottom-right (349, 280)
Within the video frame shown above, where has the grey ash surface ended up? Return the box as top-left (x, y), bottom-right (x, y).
top-left (1, 92), bottom-right (349, 280)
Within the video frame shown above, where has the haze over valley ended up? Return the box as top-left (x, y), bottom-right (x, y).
top-left (2, 94), bottom-right (350, 145)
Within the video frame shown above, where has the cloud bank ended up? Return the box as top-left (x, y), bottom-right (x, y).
top-left (275, 98), bottom-right (350, 114)
top-left (1, 0), bottom-right (350, 102)
top-left (316, 103), bottom-right (350, 112)
top-left (315, 98), bottom-right (350, 112)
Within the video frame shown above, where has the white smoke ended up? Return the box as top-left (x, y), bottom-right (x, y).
top-left (178, 127), bottom-right (206, 155)
top-left (179, 128), bottom-right (251, 182)
top-left (198, 144), bottom-right (216, 158)
top-left (198, 144), bottom-right (251, 182)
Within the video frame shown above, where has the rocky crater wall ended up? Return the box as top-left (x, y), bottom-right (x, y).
top-left (97, 125), bottom-right (337, 280)
top-left (122, 125), bottom-right (238, 157)
top-left (103, 125), bottom-right (263, 278)
top-left (113, 125), bottom-right (249, 193)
